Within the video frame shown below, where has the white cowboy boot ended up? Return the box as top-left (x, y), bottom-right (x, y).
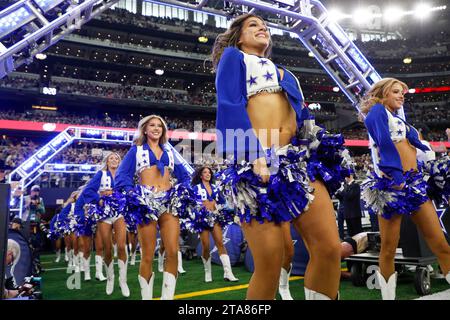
top-left (66, 249), bottom-right (74, 273)
top-left (130, 250), bottom-right (137, 266)
top-left (161, 272), bottom-right (177, 300)
top-left (446, 271), bottom-right (450, 285)
top-left (376, 270), bottom-right (397, 300)
top-left (95, 255), bottom-right (106, 281)
top-left (78, 253), bottom-right (85, 272)
top-left (74, 252), bottom-right (80, 273)
top-left (55, 249), bottom-right (61, 263)
top-left (279, 264), bottom-right (294, 300)
top-left (105, 261), bottom-right (115, 295)
top-left (138, 272), bottom-right (155, 300)
top-left (118, 259), bottom-right (130, 297)
top-left (178, 251), bottom-right (186, 274)
top-left (220, 254), bottom-right (239, 282)
top-left (83, 256), bottom-right (91, 281)
top-left (201, 256), bottom-right (212, 282)
top-left (304, 287), bottom-right (337, 300)
top-left (64, 248), bottom-right (69, 262)
top-left (158, 250), bottom-right (164, 272)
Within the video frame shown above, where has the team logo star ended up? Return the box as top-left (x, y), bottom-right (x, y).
top-left (247, 75), bottom-right (258, 86)
top-left (259, 59), bottom-right (268, 66)
top-left (397, 129), bottom-right (403, 135)
top-left (263, 71), bottom-right (273, 81)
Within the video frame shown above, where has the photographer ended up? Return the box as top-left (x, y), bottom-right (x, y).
top-left (22, 185), bottom-right (46, 275)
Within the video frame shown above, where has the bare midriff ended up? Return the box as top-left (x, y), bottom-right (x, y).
top-left (202, 200), bottom-right (216, 211)
top-left (100, 190), bottom-right (113, 197)
top-left (247, 91), bottom-right (297, 149)
top-left (394, 139), bottom-right (418, 172)
top-left (140, 166), bottom-right (172, 192)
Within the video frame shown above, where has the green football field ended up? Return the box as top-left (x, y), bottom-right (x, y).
top-left (39, 253), bottom-right (449, 300)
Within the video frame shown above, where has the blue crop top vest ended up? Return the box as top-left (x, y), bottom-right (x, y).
top-left (193, 183), bottom-right (225, 204)
top-left (364, 103), bottom-right (430, 185)
top-left (114, 143), bottom-right (191, 192)
top-left (83, 170), bottom-right (115, 204)
top-left (215, 46), bottom-right (311, 163)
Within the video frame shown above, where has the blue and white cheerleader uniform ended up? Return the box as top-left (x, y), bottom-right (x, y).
top-left (73, 192), bottom-right (96, 237)
top-left (215, 46), bottom-right (352, 224)
top-left (48, 213), bottom-right (63, 240)
top-left (361, 103), bottom-right (432, 219)
top-left (114, 143), bottom-right (193, 226)
top-left (59, 202), bottom-right (78, 235)
top-left (83, 169), bottom-right (126, 225)
top-left (182, 182), bottom-right (233, 233)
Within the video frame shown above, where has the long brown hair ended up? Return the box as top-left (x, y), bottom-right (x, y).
top-left (359, 78), bottom-right (408, 118)
top-left (211, 13), bottom-right (273, 71)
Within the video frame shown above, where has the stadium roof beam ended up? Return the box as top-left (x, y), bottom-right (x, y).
top-left (0, 0), bottom-right (121, 79)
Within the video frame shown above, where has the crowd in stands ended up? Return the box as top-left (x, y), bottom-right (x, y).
top-left (0, 109), bottom-right (216, 132)
top-left (96, 8), bottom-right (450, 60)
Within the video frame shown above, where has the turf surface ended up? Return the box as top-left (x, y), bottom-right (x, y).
top-left (39, 253), bottom-right (450, 300)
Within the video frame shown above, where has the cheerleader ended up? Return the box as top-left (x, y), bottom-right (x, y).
top-left (360, 78), bottom-right (450, 299)
top-left (83, 152), bottom-right (130, 297)
top-left (187, 166), bottom-right (238, 283)
top-left (213, 14), bottom-right (352, 299)
top-left (48, 212), bottom-right (63, 263)
top-left (74, 189), bottom-right (107, 282)
top-left (114, 114), bottom-right (192, 300)
top-left (59, 191), bottom-right (81, 273)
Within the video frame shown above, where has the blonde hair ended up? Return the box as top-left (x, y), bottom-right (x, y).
top-left (359, 78), bottom-right (408, 118)
top-left (102, 152), bottom-right (122, 171)
top-left (133, 115), bottom-right (168, 146)
top-left (211, 13), bottom-right (273, 71)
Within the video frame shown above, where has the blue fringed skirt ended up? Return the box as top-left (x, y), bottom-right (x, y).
top-left (48, 219), bottom-right (64, 240)
top-left (87, 192), bottom-right (126, 224)
top-left (74, 213), bottom-right (96, 237)
top-left (217, 131), bottom-right (351, 224)
top-left (61, 212), bottom-right (77, 235)
top-left (181, 205), bottom-right (234, 233)
top-left (361, 170), bottom-right (429, 219)
top-left (124, 183), bottom-right (196, 226)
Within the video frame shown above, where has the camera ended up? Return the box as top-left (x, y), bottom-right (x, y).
top-left (18, 277), bottom-right (43, 299)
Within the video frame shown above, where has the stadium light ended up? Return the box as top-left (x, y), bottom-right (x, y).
top-left (198, 36), bottom-right (208, 43)
top-left (0, 5), bottom-right (34, 40)
top-left (327, 8), bottom-right (348, 22)
top-left (408, 88), bottom-right (416, 94)
top-left (352, 8), bottom-right (371, 25)
top-left (414, 3), bottom-right (432, 19)
top-left (155, 69), bottom-right (164, 76)
top-left (35, 53), bottom-right (47, 60)
top-left (308, 51), bottom-right (314, 58)
top-left (384, 7), bottom-right (404, 23)
top-left (332, 86), bottom-right (340, 92)
top-left (403, 57), bottom-right (412, 64)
